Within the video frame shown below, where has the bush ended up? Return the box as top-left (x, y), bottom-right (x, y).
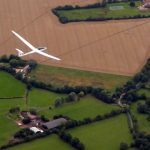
top-left (130, 1), bottom-right (135, 7)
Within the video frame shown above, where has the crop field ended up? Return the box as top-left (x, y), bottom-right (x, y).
top-left (0, 71), bottom-right (26, 97)
top-left (68, 115), bottom-right (132, 150)
top-left (0, 0), bottom-right (150, 76)
top-left (30, 64), bottom-right (130, 91)
top-left (40, 96), bottom-right (120, 120)
top-left (9, 135), bottom-right (74, 150)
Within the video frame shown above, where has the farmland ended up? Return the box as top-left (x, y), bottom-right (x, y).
top-left (68, 115), bottom-right (132, 150)
top-left (0, 0), bottom-right (150, 76)
top-left (30, 64), bottom-right (131, 91)
top-left (0, 70), bottom-right (124, 148)
top-left (39, 96), bottom-right (120, 120)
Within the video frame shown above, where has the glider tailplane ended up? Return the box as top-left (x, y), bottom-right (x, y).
top-left (16, 49), bottom-right (24, 57)
top-left (37, 47), bottom-right (47, 52)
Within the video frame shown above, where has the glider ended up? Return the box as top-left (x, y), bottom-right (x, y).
top-left (12, 31), bottom-right (61, 61)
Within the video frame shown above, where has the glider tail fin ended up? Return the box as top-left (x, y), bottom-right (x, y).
top-left (16, 49), bottom-right (24, 57)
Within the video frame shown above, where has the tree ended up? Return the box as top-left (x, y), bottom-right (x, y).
top-left (130, 1), bottom-right (135, 7)
top-left (22, 117), bottom-right (31, 124)
top-left (0, 55), bottom-right (9, 63)
top-left (27, 60), bottom-right (37, 69)
top-left (120, 142), bottom-right (128, 150)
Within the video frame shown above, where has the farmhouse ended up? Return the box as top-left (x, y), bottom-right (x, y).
top-left (42, 118), bottom-right (67, 130)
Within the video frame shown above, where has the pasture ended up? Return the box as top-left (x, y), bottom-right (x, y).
top-left (27, 88), bottom-right (66, 108)
top-left (9, 135), bottom-right (74, 150)
top-left (40, 96), bottom-right (120, 120)
top-left (131, 101), bottom-right (150, 133)
top-left (0, 0), bottom-right (149, 76)
top-left (55, 1), bottom-right (150, 21)
top-left (30, 64), bottom-right (130, 91)
top-left (0, 98), bottom-right (26, 145)
top-left (0, 72), bottom-right (25, 97)
top-left (68, 115), bottom-right (132, 150)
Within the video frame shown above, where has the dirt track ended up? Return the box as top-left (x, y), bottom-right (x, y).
top-left (0, 0), bottom-right (150, 76)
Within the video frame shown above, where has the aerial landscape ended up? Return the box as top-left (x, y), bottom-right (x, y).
top-left (0, 0), bottom-right (150, 150)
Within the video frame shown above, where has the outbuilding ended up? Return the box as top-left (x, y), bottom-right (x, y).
top-left (42, 118), bottom-right (67, 130)
top-left (30, 127), bottom-right (43, 133)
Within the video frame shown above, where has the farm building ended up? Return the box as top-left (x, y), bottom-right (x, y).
top-left (42, 118), bottom-right (67, 130)
top-left (30, 127), bottom-right (43, 134)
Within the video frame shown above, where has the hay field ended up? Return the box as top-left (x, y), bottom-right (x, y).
top-left (0, 0), bottom-right (150, 76)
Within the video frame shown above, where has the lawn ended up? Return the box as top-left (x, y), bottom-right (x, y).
top-left (54, 1), bottom-right (150, 21)
top-left (27, 88), bottom-right (66, 108)
top-left (40, 96), bottom-right (120, 120)
top-left (131, 101), bottom-right (150, 133)
top-left (0, 98), bottom-right (26, 146)
top-left (68, 115), bottom-right (132, 150)
top-left (0, 71), bottom-right (26, 97)
top-left (30, 64), bottom-right (130, 92)
top-left (9, 135), bottom-right (74, 150)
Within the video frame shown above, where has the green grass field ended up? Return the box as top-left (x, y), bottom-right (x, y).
top-left (28, 88), bottom-right (66, 108)
top-left (0, 71), bottom-right (26, 97)
top-left (131, 101), bottom-right (150, 133)
top-left (0, 98), bottom-right (26, 146)
top-left (137, 89), bottom-right (150, 98)
top-left (30, 64), bottom-right (130, 92)
top-left (68, 115), bottom-right (132, 150)
top-left (9, 135), bottom-right (74, 150)
top-left (40, 96), bottom-right (120, 120)
top-left (55, 1), bottom-right (150, 21)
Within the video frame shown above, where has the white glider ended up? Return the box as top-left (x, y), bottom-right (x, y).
top-left (12, 30), bottom-right (61, 61)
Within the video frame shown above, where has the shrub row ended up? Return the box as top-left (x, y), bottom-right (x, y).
top-left (59, 132), bottom-right (85, 150)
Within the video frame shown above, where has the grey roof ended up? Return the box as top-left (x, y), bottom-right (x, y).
top-left (42, 118), bottom-right (67, 129)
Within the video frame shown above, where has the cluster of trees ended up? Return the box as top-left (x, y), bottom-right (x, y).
top-left (137, 98), bottom-right (150, 121)
top-left (54, 91), bottom-right (84, 108)
top-left (92, 88), bottom-right (113, 103)
top-left (120, 142), bottom-right (129, 150)
top-left (9, 107), bottom-right (20, 114)
top-left (0, 54), bottom-right (37, 69)
top-left (59, 132), bottom-right (85, 150)
top-left (131, 132), bottom-right (150, 150)
top-left (113, 59), bottom-right (150, 103)
top-left (64, 109), bottom-right (124, 129)
top-left (14, 128), bottom-right (34, 139)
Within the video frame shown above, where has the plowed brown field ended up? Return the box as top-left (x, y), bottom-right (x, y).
top-left (0, 0), bottom-right (150, 76)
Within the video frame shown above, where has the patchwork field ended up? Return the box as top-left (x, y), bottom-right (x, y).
top-left (40, 96), bottom-right (120, 120)
top-left (9, 135), bottom-right (74, 150)
top-left (68, 115), bottom-right (132, 150)
top-left (0, 0), bottom-right (150, 75)
top-left (30, 64), bottom-right (131, 91)
top-left (0, 71), bottom-right (25, 97)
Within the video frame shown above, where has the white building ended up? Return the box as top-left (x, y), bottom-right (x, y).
top-left (30, 127), bottom-right (43, 134)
